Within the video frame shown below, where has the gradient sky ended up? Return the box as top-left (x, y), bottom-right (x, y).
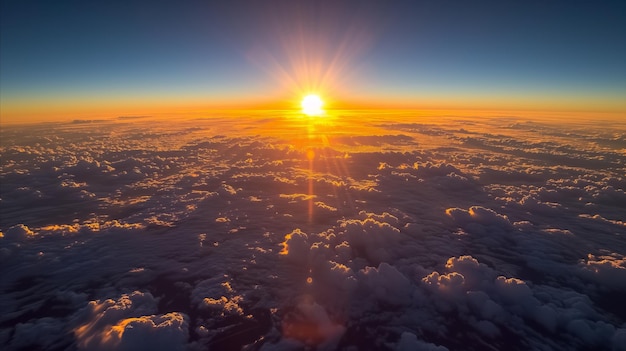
top-left (1, 0), bottom-right (625, 122)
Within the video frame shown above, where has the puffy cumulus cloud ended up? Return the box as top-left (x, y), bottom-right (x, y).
top-left (314, 201), bottom-right (338, 213)
top-left (566, 319), bottom-right (619, 349)
top-left (357, 210), bottom-right (400, 226)
top-left (517, 195), bottom-right (562, 215)
top-left (337, 218), bottom-right (402, 264)
top-left (579, 252), bottom-right (626, 290)
top-left (419, 255), bottom-right (626, 350)
top-left (38, 220), bottom-right (144, 236)
top-left (579, 213), bottom-right (626, 228)
top-left (465, 291), bottom-right (505, 324)
top-left (413, 162), bottom-right (462, 178)
top-left (97, 313), bottom-right (188, 351)
top-left (372, 160), bottom-right (473, 192)
top-left (429, 257), bottom-right (522, 305)
top-left (357, 263), bottom-right (412, 307)
top-left (279, 193), bottom-right (316, 201)
top-left (191, 276), bottom-right (244, 316)
top-left (1, 224), bottom-right (36, 241)
top-left (591, 185), bottom-right (626, 206)
top-left (434, 171), bottom-right (472, 190)
top-left (422, 256), bottom-right (499, 314)
top-left (279, 229), bottom-right (310, 265)
top-left (443, 255), bottom-right (497, 289)
top-left (201, 295), bottom-right (244, 316)
top-left (2, 186), bottom-right (44, 205)
top-left (477, 167), bottom-right (547, 184)
top-left (217, 183), bottom-right (238, 196)
top-left (74, 291), bottom-right (188, 351)
top-left (422, 271), bottom-right (465, 294)
top-left (310, 260), bottom-right (357, 296)
top-left (494, 276), bottom-right (533, 303)
top-left (69, 158), bottom-right (116, 178)
top-left (0, 219), bottom-right (144, 261)
top-left (445, 206), bottom-right (513, 231)
top-left (328, 134), bottom-right (415, 148)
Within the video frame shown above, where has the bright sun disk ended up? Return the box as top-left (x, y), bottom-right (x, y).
top-left (301, 94), bottom-right (324, 116)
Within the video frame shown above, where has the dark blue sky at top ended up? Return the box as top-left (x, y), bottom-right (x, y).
top-left (369, 1), bottom-right (626, 99)
top-left (1, 0), bottom-right (625, 108)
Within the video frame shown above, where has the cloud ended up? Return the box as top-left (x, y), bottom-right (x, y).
top-left (419, 254), bottom-right (626, 350)
top-left (357, 262), bottom-right (412, 307)
top-left (279, 229), bottom-right (310, 265)
top-left (9, 317), bottom-right (66, 350)
top-left (2, 224), bottom-right (36, 241)
top-left (278, 301), bottom-right (345, 350)
top-left (579, 252), bottom-right (626, 290)
top-left (337, 217), bottom-right (402, 264)
top-left (1, 115), bottom-right (625, 350)
top-left (445, 206), bottom-right (513, 230)
top-left (74, 291), bottom-right (188, 351)
top-left (395, 332), bottom-right (449, 351)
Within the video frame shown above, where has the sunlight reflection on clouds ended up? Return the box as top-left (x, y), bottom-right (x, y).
top-left (1, 111), bottom-right (625, 350)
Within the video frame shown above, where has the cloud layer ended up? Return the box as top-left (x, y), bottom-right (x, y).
top-left (1, 114), bottom-right (625, 350)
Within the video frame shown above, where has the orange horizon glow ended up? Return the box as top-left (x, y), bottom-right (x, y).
top-left (2, 95), bottom-right (625, 125)
top-left (4, 82), bottom-right (624, 125)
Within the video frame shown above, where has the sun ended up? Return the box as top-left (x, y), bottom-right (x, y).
top-left (301, 94), bottom-right (324, 116)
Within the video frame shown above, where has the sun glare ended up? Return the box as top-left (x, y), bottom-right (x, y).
top-left (301, 94), bottom-right (324, 116)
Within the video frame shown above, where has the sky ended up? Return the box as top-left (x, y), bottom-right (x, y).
top-left (1, 0), bottom-right (625, 122)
